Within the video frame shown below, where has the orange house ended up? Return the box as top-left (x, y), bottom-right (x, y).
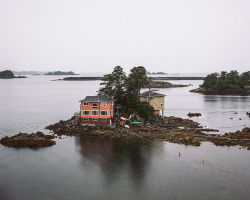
top-left (79, 96), bottom-right (114, 126)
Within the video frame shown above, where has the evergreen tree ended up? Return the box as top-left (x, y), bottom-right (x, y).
top-left (98, 65), bottom-right (155, 120)
top-left (239, 71), bottom-right (250, 88)
top-left (126, 66), bottom-right (149, 100)
top-left (201, 72), bottom-right (218, 89)
top-left (98, 66), bottom-right (127, 105)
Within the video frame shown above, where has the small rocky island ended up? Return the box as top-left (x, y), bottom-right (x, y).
top-left (0, 132), bottom-right (56, 147)
top-left (0, 70), bottom-right (27, 79)
top-left (143, 80), bottom-right (190, 88)
top-left (1, 114), bottom-right (250, 149)
top-left (190, 70), bottom-right (250, 95)
top-left (45, 115), bottom-right (250, 150)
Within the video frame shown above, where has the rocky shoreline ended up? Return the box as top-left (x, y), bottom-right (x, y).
top-left (45, 116), bottom-right (250, 150)
top-left (190, 88), bottom-right (250, 95)
top-left (1, 116), bottom-right (250, 150)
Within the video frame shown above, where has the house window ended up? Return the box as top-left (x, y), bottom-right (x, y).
top-left (92, 103), bottom-right (98, 108)
top-left (92, 118), bottom-right (98, 122)
top-left (83, 118), bottom-right (89, 121)
top-left (100, 111), bottom-right (107, 116)
top-left (101, 118), bottom-right (107, 122)
top-left (160, 103), bottom-right (164, 107)
top-left (101, 102), bottom-right (107, 106)
top-left (92, 110), bottom-right (98, 115)
top-left (83, 110), bottom-right (90, 115)
top-left (83, 102), bottom-right (89, 106)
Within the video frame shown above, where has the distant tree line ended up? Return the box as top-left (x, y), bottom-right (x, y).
top-left (98, 66), bottom-right (154, 120)
top-left (200, 70), bottom-right (250, 90)
top-left (146, 71), bottom-right (166, 75)
top-left (44, 71), bottom-right (78, 75)
top-left (0, 70), bottom-right (26, 79)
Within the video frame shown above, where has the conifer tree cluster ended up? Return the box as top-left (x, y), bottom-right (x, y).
top-left (98, 66), bottom-right (154, 120)
top-left (201, 70), bottom-right (250, 89)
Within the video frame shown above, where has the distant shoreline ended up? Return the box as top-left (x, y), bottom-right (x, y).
top-left (61, 76), bottom-right (205, 81)
top-left (0, 70), bottom-right (27, 79)
top-left (190, 88), bottom-right (250, 95)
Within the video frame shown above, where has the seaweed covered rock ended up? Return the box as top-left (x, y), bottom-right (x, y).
top-left (0, 132), bottom-right (56, 147)
top-left (165, 116), bottom-right (201, 128)
top-left (187, 113), bottom-right (201, 117)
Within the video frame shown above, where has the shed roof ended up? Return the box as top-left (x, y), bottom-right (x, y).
top-left (139, 91), bottom-right (165, 97)
top-left (79, 95), bottom-right (114, 103)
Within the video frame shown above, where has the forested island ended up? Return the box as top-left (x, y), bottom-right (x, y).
top-left (0, 70), bottom-right (27, 79)
top-left (44, 71), bottom-right (79, 75)
top-left (190, 70), bottom-right (250, 95)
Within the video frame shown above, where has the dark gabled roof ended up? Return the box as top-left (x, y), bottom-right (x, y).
top-left (139, 91), bottom-right (166, 97)
top-left (79, 95), bottom-right (114, 103)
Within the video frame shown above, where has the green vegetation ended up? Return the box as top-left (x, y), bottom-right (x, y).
top-left (201, 70), bottom-right (250, 90)
top-left (44, 71), bottom-right (79, 75)
top-left (98, 66), bottom-right (154, 120)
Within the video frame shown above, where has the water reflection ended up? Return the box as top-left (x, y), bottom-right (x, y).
top-left (203, 95), bottom-right (250, 109)
top-left (75, 137), bottom-right (152, 186)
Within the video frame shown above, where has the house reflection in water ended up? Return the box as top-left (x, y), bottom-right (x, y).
top-left (78, 138), bottom-right (114, 162)
top-left (75, 137), bottom-right (153, 186)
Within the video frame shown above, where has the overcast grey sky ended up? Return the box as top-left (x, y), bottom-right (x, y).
top-left (0, 0), bottom-right (250, 74)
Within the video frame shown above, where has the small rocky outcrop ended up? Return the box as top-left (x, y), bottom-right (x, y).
top-left (0, 132), bottom-right (56, 147)
top-left (207, 127), bottom-right (250, 150)
top-left (187, 113), bottom-right (201, 117)
top-left (247, 112), bottom-right (250, 118)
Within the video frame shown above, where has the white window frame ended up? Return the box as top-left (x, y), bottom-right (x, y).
top-left (92, 118), bottom-right (98, 122)
top-left (82, 110), bottom-right (90, 115)
top-left (83, 102), bottom-right (89, 106)
top-left (100, 110), bottom-right (108, 116)
top-left (101, 118), bottom-right (107, 122)
top-left (101, 102), bottom-right (107, 106)
top-left (92, 103), bottom-right (98, 108)
top-left (92, 110), bottom-right (98, 116)
top-left (83, 118), bottom-right (89, 121)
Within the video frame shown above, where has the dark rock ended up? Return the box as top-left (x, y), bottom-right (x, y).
top-left (0, 132), bottom-right (55, 148)
top-left (247, 112), bottom-right (250, 118)
top-left (187, 113), bottom-right (201, 117)
top-left (0, 70), bottom-right (15, 79)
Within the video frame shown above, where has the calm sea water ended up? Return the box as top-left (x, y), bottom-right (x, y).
top-left (0, 75), bottom-right (250, 200)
